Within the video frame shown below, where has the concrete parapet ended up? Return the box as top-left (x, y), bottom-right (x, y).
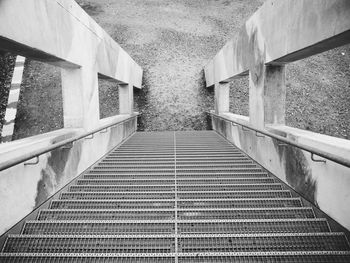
top-left (211, 113), bottom-right (350, 231)
top-left (0, 0), bottom-right (143, 130)
top-left (0, 115), bottom-right (137, 235)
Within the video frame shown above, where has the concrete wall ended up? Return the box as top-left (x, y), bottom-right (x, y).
top-left (211, 113), bottom-right (350, 231)
top-left (0, 0), bottom-right (142, 130)
top-left (204, 0), bottom-right (350, 87)
top-left (205, 0), bottom-right (350, 231)
top-left (0, 115), bottom-right (137, 235)
top-left (0, 0), bottom-right (143, 234)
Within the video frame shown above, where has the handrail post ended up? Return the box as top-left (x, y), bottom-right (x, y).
top-left (249, 64), bottom-right (286, 129)
top-left (119, 83), bottom-right (134, 114)
top-left (61, 66), bottom-right (100, 130)
top-left (214, 82), bottom-right (229, 114)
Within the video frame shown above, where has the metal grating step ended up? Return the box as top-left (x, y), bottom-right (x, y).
top-left (88, 167), bottom-right (262, 173)
top-left (96, 163), bottom-right (257, 168)
top-left (177, 208), bottom-right (315, 220)
top-left (177, 178), bottom-right (275, 184)
top-left (50, 200), bottom-right (175, 210)
top-left (178, 219), bottom-right (330, 234)
top-left (60, 192), bottom-right (175, 200)
top-left (178, 190), bottom-right (292, 199)
top-left (177, 233), bottom-right (350, 252)
top-left (176, 170), bottom-right (265, 176)
top-left (96, 164), bottom-right (177, 168)
top-left (177, 184), bottom-right (283, 191)
top-left (69, 185), bottom-right (176, 192)
top-left (77, 179), bottom-right (175, 185)
top-left (23, 221), bottom-right (175, 235)
top-left (3, 235), bottom-right (176, 253)
top-left (38, 210), bottom-right (175, 221)
top-left (83, 174), bottom-right (176, 179)
top-left (177, 252), bottom-right (350, 263)
top-left (89, 169), bottom-right (176, 173)
top-left (1, 130), bottom-right (349, 262)
top-left (2, 252), bottom-right (350, 263)
top-left (176, 172), bottom-right (269, 178)
top-left (177, 198), bottom-right (302, 209)
top-left (176, 167), bottom-right (264, 173)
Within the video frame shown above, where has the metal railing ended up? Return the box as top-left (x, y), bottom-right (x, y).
top-left (209, 112), bottom-right (350, 168)
top-left (0, 115), bottom-right (138, 172)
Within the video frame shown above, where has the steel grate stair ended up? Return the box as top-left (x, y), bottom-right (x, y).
top-left (1, 131), bottom-right (350, 262)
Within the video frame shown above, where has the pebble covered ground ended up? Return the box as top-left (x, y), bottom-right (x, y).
top-left (0, 52), bottom-right (15, 140)
top-left (77, 0), bottom-right (264, 131)
top-left (0, 0), bottom-right (349, 139)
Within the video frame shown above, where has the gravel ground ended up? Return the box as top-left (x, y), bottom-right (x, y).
top-left (77, 0), bottom-right (264, 131)
top-left (0, 0), bottom-right (349, 139)
top-left (12, 60), bottom-right (63, 140)
top-left (0, 52), bottom-right (15, 140)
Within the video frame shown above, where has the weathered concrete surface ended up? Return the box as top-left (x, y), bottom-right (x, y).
top-left (204, 0), bottom-right (350, 86)
top-left (0, 0), bottom-right (142, 87)
top-left (0, 0), bottom-right (142, 131)
top-left (75, 0), bottom-right (264, 130)
top-left (211, 113), bottom-right (350, 231)
top-left (0, 116), bottom-right (137, 235)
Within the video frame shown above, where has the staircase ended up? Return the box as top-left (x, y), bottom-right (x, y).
top-left (1, 131), bottom-right (350, 262)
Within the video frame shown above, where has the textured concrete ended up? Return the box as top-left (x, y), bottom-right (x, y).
top-left (0, 116), bottom-right (137, 235)
top-left (204, 0), bottom-right (350, 86)
top-left (0, 0), bottom-right (142, 130)
top-left (0, 0), bottom-right (142, 235)
top-left (211, 113), bottom-right (350, 231)
top-left (206, 0), bottom-right (350, 231)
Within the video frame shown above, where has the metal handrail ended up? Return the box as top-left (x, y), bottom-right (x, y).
top-left (0, 115), bottom-right (138, 172)
top-left (209, 112), bottom-right (350, 168)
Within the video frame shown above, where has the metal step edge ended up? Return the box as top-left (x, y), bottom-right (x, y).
top-left (61, 190), bottom-right (290, 195)
top-left (76, 177), bottom-right (273, 182)
top-left (40, 207), bottom-right (314, 212)
top-left (43, 207), bottom-right (307, 212)
top-left (1, 251), bottom-right (350, 257)
top-left (23, 218), bottom-right (329, 224)
top-left (7, 232), bottom-right (346, 238)
top-left (53, 198), bottom-right (300, 203)
top-left (84, 172), bottom-right (268, 175)
top-left (106, 154), bottom-right (245, 156)
top-left (102, 157), bottom-right (246, 160)
top-left (69, 183), bottom-right (282, 188)
top-left (91, 168), bottom-right (261, 171)
top-left (51, 198), bottom-right (301, 208)
top-left (96, 166), bottom-right (257, 168)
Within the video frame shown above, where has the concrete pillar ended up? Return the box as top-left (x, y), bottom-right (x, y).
top-left (119, 83), bottom-right (134, 114)
top-left (214, 82), bottom-right (229, 114)
top-left (249, 65), bottom-right (286, 129)
top-left (61, 67), bottom-right (100, 129)
top-left (264, 65), bottom-right (286, 125)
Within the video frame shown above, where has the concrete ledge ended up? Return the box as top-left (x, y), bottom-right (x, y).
top-left (204, 0), bottom-right (350, 86)
top-left (0, 115), bottom-right (137, 235)
top-left (0, 128), bottom-right (81, 163)
top-left (267, 125), bottom-right (350, 159)
top-left (211, 113), bottom-right (350, 231)
top-left (0, 0), bottom-right (142, 88)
